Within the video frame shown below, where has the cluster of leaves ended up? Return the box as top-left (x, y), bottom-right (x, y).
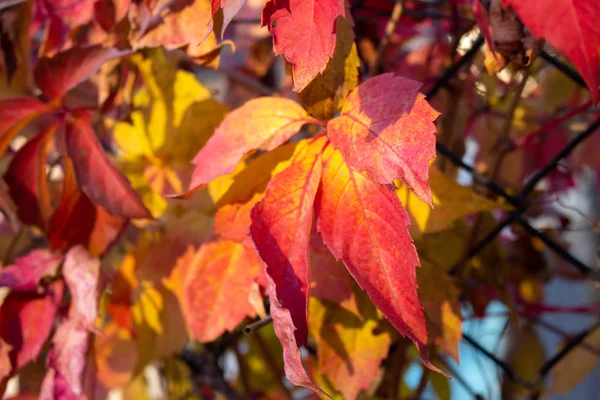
top-left (0, 0), bottom-right (599, 399)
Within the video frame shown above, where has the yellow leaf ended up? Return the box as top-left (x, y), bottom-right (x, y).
top-left (131, 281), bottom-right (164, 335)
top-left (550, 327), bottom-right (600, 394)
top-left (113, 49), bottom-right (227, 218)
top-left (163, 357), bottom-right (201, 400)
top-left (309, 292), bottom-right (392, 400)
top-left (502, 324), bottom-right (545, 396)
top-left (299, 17), bottom-right (359, 121)
top-left (122, 372), bottom-right (152, 400)
top-left (397, 165), bottom-right (511, 236)
top-left (417, 260), bottom-right (462, 362)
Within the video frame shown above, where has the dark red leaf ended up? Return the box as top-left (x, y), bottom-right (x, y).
top-left (34, 45), bottom-right (130, 101)
top-left (48, 156), bottom-right (126, 256)
top-left (4, 123), bottom-right (59, 229)
top-left (64, 112), bottom-right (151, 219)
top-left (0, 281), bottom-right (64, 375)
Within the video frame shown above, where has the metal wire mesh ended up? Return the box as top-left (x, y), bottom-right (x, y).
top-left (426, 36), bottom-right (600, 398)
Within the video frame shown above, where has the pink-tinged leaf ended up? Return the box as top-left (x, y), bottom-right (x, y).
top-left (265, 272), bottom-right (330, 397)
top-left (182, 240), bottom-right (263, 342)
top-left (0, 249), bottom-right (63, 292)
top-left (327, 73), bottom-right (439, 206)
top-left (40, 369), bottom-right (78, 400)
top-left (211, 0), bottom-right (248, 37)
top-left (4, 123), bottom-right (59, 229)
top-left (0, 281), bottom-right (64, 374)
top-left (40, 320), bottom-right (89, 399)
top-left (63, 246), bottom-right (101, 329)
top-left (65, 111), bottom-right (151, 219)
top-left (189, 97), bottom-right (318, 191)
top-left (315, 144), bottom-right (436, 369)
top-left (34, 45), bottom-right (130, 101)
top-left (503, 0), bottom-right (600, 103)
top-left (250, 150), bottom-right (322, 346)
top-left (0, 97), bottom-right (50, 156)
top-left (35, 0), bottom-right (96, 28)
top-left (261, 0), bottom-right (347, 92)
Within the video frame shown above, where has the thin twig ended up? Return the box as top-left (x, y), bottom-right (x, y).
top-left (243, 316), bottom-right (273, 335)
top-left (370, 0), bottom-right (404, 76)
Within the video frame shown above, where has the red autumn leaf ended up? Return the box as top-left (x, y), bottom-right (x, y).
top-left (265, 272), bottom-right (329, 397)
top-left (0, 97), bottom-right (50, 156)
top-left (4, 123), bottom-right (59, 229)
top-left (315, 144), bottom-right (434, 366)
top-left (327, 73), bottom-right (439, 206)
top-left (503, 0), bottom-right (600, 103)
top-left (261, 0), bottom-right (347, 91)
top-left (0, 281), bottom-right (64, 375)
top-left (64, 111), bottom-right (151, 219)
top-left (48, 156), bottom-right (125, 256)
top-left (211, 0), bottom-right (248, 37)
top-left (189, 97), bottom-right (318, 191)
top-left (34, 45), bottom-right (130, 101)
top-left (250, 144), bottom-right (323, 346)
top-left (34, 0), bottom-right (96, 29)
top-left (0, 249), bottom-right (63, 292)
top-left (63, 246), bottom-right (101, 329)
top-left (181, 239), bottom-right (263, 342)
top-left (40, 320), bottom-right (89, 399)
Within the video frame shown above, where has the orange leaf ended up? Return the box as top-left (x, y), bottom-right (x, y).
top-left (315, 144), bottom-right (435, 369)
top-left (181, 239), bottom-right (263, 342)
top-left (251, 141), bottom-right (323, 346)
top-left (327, 73), bottom-right (439, 205)
top-left (189, 97), bottom-right (319, 191)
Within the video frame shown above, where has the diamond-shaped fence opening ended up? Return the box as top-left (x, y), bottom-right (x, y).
top-left (425, 34), bottom-right (600, 398)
